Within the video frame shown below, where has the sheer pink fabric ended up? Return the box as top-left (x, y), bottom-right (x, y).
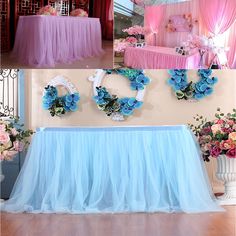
top-left (12, 15), bottom-right (103, 67)
top-left (199, 0), bottom-right (236, 35)
top-left (144, 5), bottom-right (166, 45)
top-left (124, 46), bottom-right (200, 69)
top-left (144, 0), bottom-right (236, 68)
top-left (227, 22), bottom-right (236, 68)
top-left (144, 1), bottom-right (199, 48)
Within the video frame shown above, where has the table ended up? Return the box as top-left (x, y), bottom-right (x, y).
top-left (124, 46), bottom-right (201, 69)
top-left (12, 16), bottom-right (104, 67)
top-left (1, 126), bottom-right (222, 214)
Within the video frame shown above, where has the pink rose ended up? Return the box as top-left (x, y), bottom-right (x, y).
top-left (226, 148), bottom-right (236, 158)
top-left (227, 119), bottom-right (234, 126)
top-left (125, 37), bottom-right (137, 44)
top-left (200, 127), bottom-right (212, 135)
top-left (214, 119), bottom-right (224, 125)
top-left (210, 146), bottom-right (221, 157)
top-left (0, 132), bottom-right (10, 145)
top-left (222, 127), bottom-right (233, 133)
top-left (211, 124), bottom-right (222, 134)
top-left (220, 140), bottom-right (234, 150)
top-left (13, 141), bottom-right (24, 152)
top-left (11, 128), bottom-right (18, 136)
top-left (0, 124), bottom-right (6, 132)
top-left (229, 132), bottom-right (236, 141)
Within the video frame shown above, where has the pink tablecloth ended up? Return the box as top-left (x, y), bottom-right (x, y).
top-left (12, 15), bottom-right (104, 67)
top-left (124, 46), bottom-right (201, 69)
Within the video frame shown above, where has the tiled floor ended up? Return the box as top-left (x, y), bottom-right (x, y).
top-left (1, 206), bottom-right (236, 236)
top-left (0, 41), bottom-right (113, 69)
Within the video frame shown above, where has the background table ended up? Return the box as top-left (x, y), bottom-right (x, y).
top-left (1, 126), bottom-right (222, 214)
top-left (12, 16), bottom-right (104, 67)
top-left (124, 46), bottom-right (200, 69)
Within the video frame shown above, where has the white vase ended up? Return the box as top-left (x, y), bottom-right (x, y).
top-left (0, 160), bottom-right (5, 203)
top-left (216, 155), bottom-right (236, 205)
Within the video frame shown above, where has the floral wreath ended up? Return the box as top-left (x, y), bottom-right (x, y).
top-left (42, 76), bottom-right (80, 117)
top-left (167, 69), bottom-right (218, 101)
top-left (88, 69), bottom-right (150, 121)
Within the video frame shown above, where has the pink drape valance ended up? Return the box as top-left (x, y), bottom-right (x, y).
top-left (199, 0), bottom-right (236, 35)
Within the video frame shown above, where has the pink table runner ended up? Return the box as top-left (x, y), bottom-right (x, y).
top-left (12, 15), bottom-right (104, 67)
top-left (124, 46), bottom-right (201, 69)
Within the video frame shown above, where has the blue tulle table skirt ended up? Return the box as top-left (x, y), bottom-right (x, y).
top-left (1, 126), bottom-right (223, 214)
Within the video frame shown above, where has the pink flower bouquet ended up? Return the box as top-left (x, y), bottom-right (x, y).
top-left (0, 118), bottom-right (33, 161)
top-left (123, 25), bottom-right (147, 36)
top-left (70, 8), bottom-right (88, 17)
top-left (125, 36), bottom-right (138, 44)
top-left (114, 40), bottom-right (129, 53)
top-left (114, 37), bottom-right (138, 53)
top-left (189, 108), bottom-right (236, 161)
top-left (37, 5), bottom-right (58, 16)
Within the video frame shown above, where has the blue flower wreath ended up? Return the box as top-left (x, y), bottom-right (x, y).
top-left (93, 69), bottom-right (150, 117)
top-left (42, 85), bottom-right (80, 117)
top-left (167, 69), bottom-right (218, 100)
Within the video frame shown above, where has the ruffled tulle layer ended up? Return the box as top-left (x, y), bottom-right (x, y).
top-left (1, 126), bottom-right (223, 214)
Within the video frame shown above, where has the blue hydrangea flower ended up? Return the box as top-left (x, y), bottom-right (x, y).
top-left (194, 93), bottom-right (204, 99)
top-left (130, 73), bottom-right (150, 90)
top-left (42, 86), bottom-right (58, 110)
top-left (136, 74), bottom-right (150, 85)
top-left (204, 87), bottom-right (213, 96)
top-left (117, 69), bottom-right (143, 81)
top-left (94, 87), bottom-right (112, 105)
top-left (119, 97), bottom-right (143, 116)
top-left (198, 69), bottom-right (212, 77)
top-left (64, 93), bottom-right (80, 112)
top-left (42, 97), bottom-right (54, 109)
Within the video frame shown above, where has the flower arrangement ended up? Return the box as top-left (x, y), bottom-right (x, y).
top-left (125, 36), bottom-right (138, 44)
top-left (114, 37), bottom-right (137, 53)
top-left (189, 108), bottom-right (236, 161)
top-left (122, 25), bottom-right (147, 43)
top-left (37, 5), bottom-right (58, 16)
top-left (168, 69), bottom-right (218, 100)
top-left (42, 85), bottom-right (80, 117)
top-left (0, 118), bottom-right (33, 161)
top-left (93, 69), bottom-right (150, 118)
top-left (70, 8), bottom-right (88, 17)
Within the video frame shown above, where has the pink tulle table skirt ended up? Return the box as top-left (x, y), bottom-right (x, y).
top-left (124, 46), bottom-right (201, 69)
top-left (12, 15), bottom-right (104, 67)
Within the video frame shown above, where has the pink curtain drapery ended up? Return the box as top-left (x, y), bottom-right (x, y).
top-left (144, 5), bottom-right (166, 45)
top-left (144, 1), bottom-right (199, 47)
top-left (199, 0), bottom-right (236, 35)
top-left (144, 0), bottom-right (236, 68)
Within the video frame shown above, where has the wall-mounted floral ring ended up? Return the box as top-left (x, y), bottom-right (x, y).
top-left (88, 69), bottom-right (150, 121)
top-left (42, 76), bottom-right (80, 117)
top-left (167, 69), bottom-right (218, 101)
